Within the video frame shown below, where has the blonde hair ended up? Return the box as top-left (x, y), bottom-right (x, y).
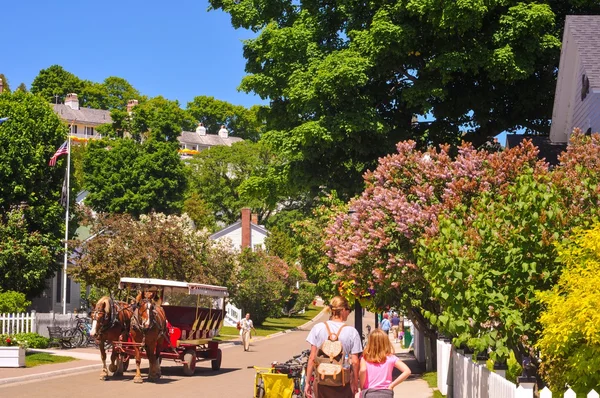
top-left (327, 296), bottom-right (350, 318)
top-left (363, 328), bottom-right (394, 364)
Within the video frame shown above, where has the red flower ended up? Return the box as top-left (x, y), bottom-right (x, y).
top-left (6, 338), bottom-right (11, 344)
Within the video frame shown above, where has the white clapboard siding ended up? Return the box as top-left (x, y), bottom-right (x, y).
top-left (0, 312), bottom-right (37, 335)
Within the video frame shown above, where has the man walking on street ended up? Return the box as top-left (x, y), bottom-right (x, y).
top-left (240, 313), bottom-right (256, 351)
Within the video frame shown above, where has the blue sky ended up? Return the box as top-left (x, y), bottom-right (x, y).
top-left (1, 0), bottom-right (263, 109)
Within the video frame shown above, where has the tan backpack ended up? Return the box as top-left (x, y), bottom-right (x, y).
top-left (314, 322), bottom-right (351, 387)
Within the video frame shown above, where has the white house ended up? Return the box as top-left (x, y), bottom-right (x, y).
top-left (550, 15), bottom-right (600, 143)
top-left (210, 208), bottom-right (268, 251)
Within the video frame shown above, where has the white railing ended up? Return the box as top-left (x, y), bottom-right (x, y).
top-left (0, 312), bottom-right (37, 335)
top-left (224, 303), bottom-right (242, 327)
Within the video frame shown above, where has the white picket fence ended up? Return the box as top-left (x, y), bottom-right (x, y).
top-left (0, 312), bottom-right (37, 335)
top-left (540, 387), bottom-right (599, 398)
top-left (437, 339), bottom-right (599, 398)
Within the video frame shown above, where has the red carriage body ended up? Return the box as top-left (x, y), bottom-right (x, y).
top-left (112, 278), bottom-right (228, 376)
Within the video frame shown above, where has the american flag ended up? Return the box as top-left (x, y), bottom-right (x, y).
top-left (49, 141), bottom-right (69, 166)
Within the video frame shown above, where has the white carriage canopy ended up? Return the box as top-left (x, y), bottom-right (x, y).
top-left (119, 277), bottom-right (229, 298)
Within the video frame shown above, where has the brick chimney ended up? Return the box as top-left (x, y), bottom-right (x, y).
top-left (251, 213), bottom-right (258, 225)
top-left (127, 99), bottom-right (139, 114)
top-left (0, 77), bottom-right (3, 93)
top-left (65, 93), bottom-right (79, 110)
top-left (241, 208), bottom-right (251, 249)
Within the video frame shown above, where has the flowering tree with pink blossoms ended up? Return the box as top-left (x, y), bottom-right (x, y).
top-left (325, 139), bottom-right (546, 366)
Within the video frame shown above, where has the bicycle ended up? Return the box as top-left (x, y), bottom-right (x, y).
top-left (251, 349), bottom-right (310, 398)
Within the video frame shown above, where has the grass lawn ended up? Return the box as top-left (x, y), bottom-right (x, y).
top-left (25, 352), bottom-right (77, 367)
top-left (216, 305), bottom-right (324, 341)
top-left (422, 372), bottom-right (444, 398)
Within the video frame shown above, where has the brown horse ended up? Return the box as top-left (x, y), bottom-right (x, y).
top-left (130, 292), bottom-right (167, 383)
top-left (90, 296), bottom-right (134, 380)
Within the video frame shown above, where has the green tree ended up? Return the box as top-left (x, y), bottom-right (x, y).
top-left (182, 192), bottom-right (217, 232)
top-left (82, 138), bottom-right (187, 217)
top-left (16, 83), bottom-right (27, 93)
top-left (0, 91), bottom-right (69, 296)
top-left (0, 74), bottom-right (10, 92)
top-left (536, 223), bottom-right (600, 392)
top-left (130, 96), bottom-right (195, 142)
top-left (232, 249), bottom-right (303, 325)
top-left (80, 77), bottom-right (144, 110)
top-left (186, 96), bottom-right (266, 141)
top-left (70, 213), bottom-right (237, 292)
top-left (210, 0), bottom-right (600, 198)
top-left (186, 140), bottom-right (286, 225)
top-left (30, 65), bottom-right (84, 103)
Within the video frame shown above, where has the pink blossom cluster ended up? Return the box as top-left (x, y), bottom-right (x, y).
top-left (325, 139), bottom-right (546, 293)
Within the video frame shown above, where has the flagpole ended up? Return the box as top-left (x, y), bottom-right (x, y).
top-left (62, 135), bottom-right (71, 315)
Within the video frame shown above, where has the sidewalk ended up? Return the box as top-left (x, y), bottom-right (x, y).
top-left (391, 340), bottom-right (433, 398)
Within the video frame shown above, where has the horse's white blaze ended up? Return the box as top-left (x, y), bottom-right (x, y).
top-left (90, 319), bottom-right (97, 336)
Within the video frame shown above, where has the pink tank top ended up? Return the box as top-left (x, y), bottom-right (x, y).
top-left (363, 355), bottom-right (397, 390)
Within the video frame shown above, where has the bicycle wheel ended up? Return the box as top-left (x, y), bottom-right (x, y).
top-left (255, 376), bottom-right (265, 398)
top-left (72, 330), bottom-right (86, 348)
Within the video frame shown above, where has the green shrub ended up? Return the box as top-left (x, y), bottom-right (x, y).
top-left (13, 333), bottom-right (49, 349)
top-left (0, 291), bottom-right (31, 313)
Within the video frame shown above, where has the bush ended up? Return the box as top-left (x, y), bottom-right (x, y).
top-left (536, 223), bottom-right (600, 392)
top-left (12, 333), bottom-right (49, 349)
top-left (0, 291), bottom-right (31, 313)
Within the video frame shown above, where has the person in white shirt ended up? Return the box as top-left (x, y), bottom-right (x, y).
top-left (240, 313), bottom-right (256, 351)
top-left (305, 296), bottom-right (362, 398)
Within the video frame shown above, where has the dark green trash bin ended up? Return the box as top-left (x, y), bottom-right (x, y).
top-left (403, 326), bottom-right (412, 348)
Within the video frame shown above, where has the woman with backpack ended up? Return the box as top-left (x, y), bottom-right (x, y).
top-left (305, 296), bottom-right (363, 398)
top-left (357, 328), bottom-right (411, 397)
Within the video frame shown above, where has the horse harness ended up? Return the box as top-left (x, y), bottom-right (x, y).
top-left (94, 297), bottom-right (133, 334)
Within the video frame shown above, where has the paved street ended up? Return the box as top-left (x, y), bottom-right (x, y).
top-left (0, 309), bottom-right (432, 398)
top-left (0, 311), bottom-right (327, 397)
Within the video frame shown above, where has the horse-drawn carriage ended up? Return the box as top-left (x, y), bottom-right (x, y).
top-left (91, 277), bottom-right (228, 382)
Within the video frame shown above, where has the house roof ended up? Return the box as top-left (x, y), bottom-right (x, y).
top-left (505, 135), bottom-right (567, 166)
top-left (209, 220), bottom-right (269, 241)
top-left (179, 131), bottom-right (243, 147)
top-left (566, 15), bottom-right (600, 88)
top-left (53, 104), bottom-right (112, 126)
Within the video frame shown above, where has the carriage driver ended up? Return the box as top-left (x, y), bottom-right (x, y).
top-left (141, 285), bottom-right (162, 305)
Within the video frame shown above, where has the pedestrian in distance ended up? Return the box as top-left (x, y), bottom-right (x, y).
top-left (305, 296), bottom-right (363, 398)
top-left (357, 328), bottom-right (411, 397)
top-left (379, 313), bottom-right (391, 337)
top-left (390, 313), bottom-right (400, 343)
top-left (240, 313), bottom-right (256, 351)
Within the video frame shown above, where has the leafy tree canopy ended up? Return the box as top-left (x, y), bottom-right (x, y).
top-left (186, 140), bottom-right (287, 225)
top-left (130, 96), bottom-right (196, 142)
top-left (0, 91), bottom-right (69, 296)
top-left (232, 249), bottom-right (304, 325)
top-left (0, 74), bottom-right (10, 92)
top-left (16, 83), bottom-right (27, 93)
top-left (82, 138), bottom-right (187, 217)
top-left (70, 213), bottom-right (237, 292)
top-left (80, 76), bottom-right (145, 110)
top-left (210, 0), bottom-right (600, 197)
top-left (30, 65), bottom-right (84, 103)
top-left (186, 95), bottom-right (266, 141)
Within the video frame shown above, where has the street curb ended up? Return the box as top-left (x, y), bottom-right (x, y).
top-left (0, 364), bottom-right (102, 387)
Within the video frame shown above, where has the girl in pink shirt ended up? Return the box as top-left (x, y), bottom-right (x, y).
top-left (358, 329), bottom-right (411, 397)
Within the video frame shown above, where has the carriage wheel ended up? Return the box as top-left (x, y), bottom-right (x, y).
top-left (211, 349), bottom-right (222, 371)
top-left (182, 349), bottom-right (196, 376)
